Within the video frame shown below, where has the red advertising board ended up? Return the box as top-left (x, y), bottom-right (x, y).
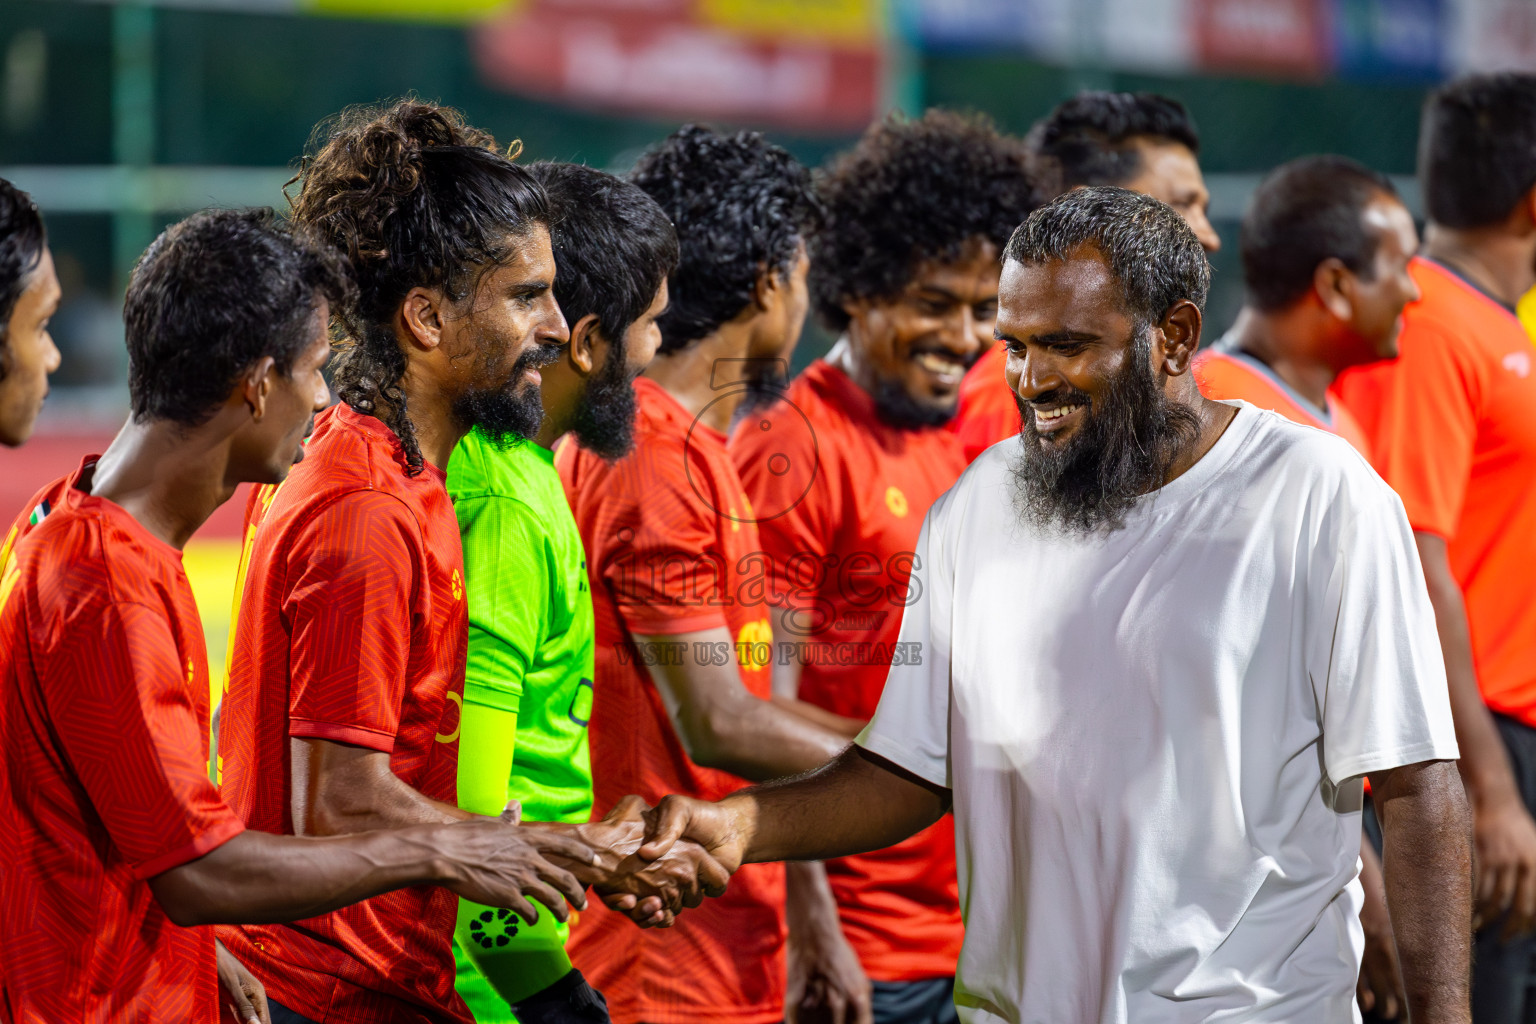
top-left (472, 0), bottom-right (883, 132)
top-left (1193, 0), bottom-right (1330, 76)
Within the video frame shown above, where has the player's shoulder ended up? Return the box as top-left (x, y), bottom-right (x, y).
top-left (448, 431), bottom-right (555, 505)
top-left (263, 405), bottom-right (426, 531)
top-left (1225, 402), bottom-right (1392, 506)
top-left (20, 492), bottom-right (184, 613)
top-left (1403, 260), bottom-right (1524, 355)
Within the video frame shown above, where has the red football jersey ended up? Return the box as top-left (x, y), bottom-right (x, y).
top-left (216, 403), bottom-right (471, 1024)
top-left (730, 360), bottom-right (965, 981)
top-left (558, 377), bottom-right (786, 1024)
top-left (0, 460), bottom-right (244, 1023)
top-left (1336, 258), bottom-right (1536, 727)
top-left (949, 343), bottom-right (1020, 464)
top-left (1194, 350), bottom-right (1372, 457)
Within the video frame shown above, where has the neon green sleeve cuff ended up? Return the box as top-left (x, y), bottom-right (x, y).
top-left (458, 698), bottom-right (520, 817)
top-left (455, 896), bottom-right (574, 1010)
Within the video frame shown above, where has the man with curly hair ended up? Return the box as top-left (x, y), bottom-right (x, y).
top-left (560, 125), bottom-right (865, 1024)
top-left (730, 109), bottom-right (1038, 1024)
top-left (953, 92), bottom-right (1218, 463)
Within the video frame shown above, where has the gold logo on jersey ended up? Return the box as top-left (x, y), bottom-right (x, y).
top-left (451, 569), bottom-right (464, 603)
top-left (735, 618), bottom-right (773, 670)
top-left (436, 690), bottom-right (463, 744)
top-left (884, 486), bottom-right (909, 518)
top-left (0, 563), bottom-right (19, 617)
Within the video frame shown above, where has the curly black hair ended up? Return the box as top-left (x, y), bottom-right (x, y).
top-left (527, 161), bottom-right (678, 346)
top-left (629, 125), bottom-right (818, 355)
top-left (0, 178), bottom-right (47, 383)
top-left (1029, 91), bottom-right (1202, 195)
top-left (288, 99), bottom-right (549, 473)
top-left (810, 109), bottom-right (1039, 333)
top-left (124, 208), bottom-right (353, 425)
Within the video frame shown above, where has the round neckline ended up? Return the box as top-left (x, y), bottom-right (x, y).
top-left (1126, 401), bottom-right (1258, 520)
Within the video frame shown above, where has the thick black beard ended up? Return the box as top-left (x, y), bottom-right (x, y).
top-left (455, 339), bottom-right (561, 449)
top-left (871, 376), bottom-right (956, 430)
top-left (1010, 328), bottom-right (1203, 536)
top-left (569, 340), bottom-right (639, 461)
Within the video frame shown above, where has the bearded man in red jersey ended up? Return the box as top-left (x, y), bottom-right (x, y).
top-left (560, 125), bottom-right (864, 1024)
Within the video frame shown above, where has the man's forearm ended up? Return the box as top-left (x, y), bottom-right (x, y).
top-left (152, 825), bottom-right (460, 924)
top-left (725, 745), bottom-right (949, 865)
top-left (1374, 759), bottom-right (1473, 1022)
top-left (292, 737), bottom-right (469, 835)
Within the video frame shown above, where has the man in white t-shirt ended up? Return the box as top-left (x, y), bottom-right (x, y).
top-left (630, 186), bottom-right (1471, 1024)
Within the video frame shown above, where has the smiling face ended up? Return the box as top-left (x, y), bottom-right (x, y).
top-left (0, 248), bottom-right (62, 447)
top-left (1120, 139), bottom-right (1221, 254)
top-left (843, 238), bottom-right (998, 428)
top-left (1338, 194), bottom-right (1420, 363)
top-left (996, 244), bottom-right (1203, 533)
top-left (444, 224), bottom-right (570, 445)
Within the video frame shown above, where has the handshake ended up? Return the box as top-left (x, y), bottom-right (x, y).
top-left (434, 793), bottom-right (742, 928)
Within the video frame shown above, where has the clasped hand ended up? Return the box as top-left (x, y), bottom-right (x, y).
top-left (540, 795), bottom-right (733, 928)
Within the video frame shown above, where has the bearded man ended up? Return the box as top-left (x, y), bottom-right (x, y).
top-left (633, 187), bottom-right (1474, 1024)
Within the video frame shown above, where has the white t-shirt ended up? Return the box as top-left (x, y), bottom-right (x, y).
top-left (858, 403), bottom-right (1458, 1024)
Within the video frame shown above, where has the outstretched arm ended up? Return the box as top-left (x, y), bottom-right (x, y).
top-left (149, 815), bottom-right (594, 927)
top-left (1371, 758), bottom-right (1473, 1024)
top-left (639, 744), bottom-right (950, 870)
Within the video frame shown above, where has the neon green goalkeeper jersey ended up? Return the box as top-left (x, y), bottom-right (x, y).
top-left (446, 430), bottom-right (596, 1022)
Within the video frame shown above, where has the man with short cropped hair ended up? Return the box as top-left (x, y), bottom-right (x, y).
top-left (1335, 72), bottom-right (1536, 1022)
top-left (1199, 155), bottom-right (1417, 451)
top-left (953, 91), bottom-right (1218, 463)
top-left (730, 109), bottom-right (1037, 1024)
top-left (639, 187), bottom-right (1472, 1024)
top-left (448, 161), bottom-right (678, 1024)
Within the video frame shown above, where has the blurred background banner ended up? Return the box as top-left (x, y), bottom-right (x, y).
top-left (471, 0), bottom-right (883, 131)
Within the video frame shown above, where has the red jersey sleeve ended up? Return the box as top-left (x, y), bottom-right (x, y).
top-left (603, 451), bottom-right (733, 638)
top-left (282, 489), bottom-right (422, 751)
top-left (1356, 319), bottom-right (1485, 539)
top-left (48, 600), bottom-right (243, 880)
top-left (732, 412), bottom-right (835, 625)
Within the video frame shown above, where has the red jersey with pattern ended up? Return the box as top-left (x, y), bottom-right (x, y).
top-left (557, 376), bottom-right (786, 1024)
top-left (949, 343), bottom-right (1020, 464)
top-left (216, 402), bottom-right (470, 1024)
top-left (730, 360), bottom-right (965, 981)
top-left (1194, 350), bottom-right (1372, 456)
top-left (1335, 258), bottom-right (1536, 727)
top-left (0, 461), bottom-right (243, 1023)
